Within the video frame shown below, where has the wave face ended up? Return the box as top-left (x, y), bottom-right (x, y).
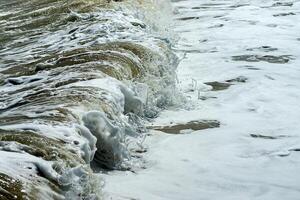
top-left (0, 0), bottom-right (177, 199)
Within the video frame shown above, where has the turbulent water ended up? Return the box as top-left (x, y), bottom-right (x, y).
top-left (2, 0), bottom-right (300, 199)
top-left (103, 0), bottom-right (300, 200)
top-left (0, 0), bottom-right (177, 199)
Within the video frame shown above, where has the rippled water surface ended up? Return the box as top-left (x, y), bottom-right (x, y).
top-left (1, 0), bottom-right (300, 199)
top-left (0, 0), bottom-right (177, 199)
top-left (104, 0), bottom-right (300, 199)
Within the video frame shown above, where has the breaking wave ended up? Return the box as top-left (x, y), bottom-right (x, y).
top-left (0, 0), bottom-right (178, 199)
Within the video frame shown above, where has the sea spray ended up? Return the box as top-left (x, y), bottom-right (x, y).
top-left (0, 0), bottom-right (178, 199)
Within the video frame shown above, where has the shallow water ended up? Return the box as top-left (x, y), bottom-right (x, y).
top-left (0, 0), bottom-right (177, 199)
top-left (104, 0), bottom-right (300, 199)
top-left (148, 120), bottom-right (220, 134)
top-left (2, 0), bottom-right (300, 199)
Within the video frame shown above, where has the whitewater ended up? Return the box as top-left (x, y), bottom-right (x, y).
top-left (0, 0), bottom-right (177, 199)
top-left (104, 0), bottom-right (300, 200)
top-left (1, 0), bottom-right (300, 200)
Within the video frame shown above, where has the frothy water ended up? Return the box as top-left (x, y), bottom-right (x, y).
top-left (0, 0), bottom-right (178, 199)
top-left (102, 0), bottom-right (300, 199)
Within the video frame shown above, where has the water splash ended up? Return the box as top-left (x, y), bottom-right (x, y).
top-left (0, 0), bottom-right (178, 199)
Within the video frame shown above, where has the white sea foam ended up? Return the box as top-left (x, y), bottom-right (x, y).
top-left (104, 0), bottom-right (300, 199)
top-left (0, 0), bottom-right (178, 199)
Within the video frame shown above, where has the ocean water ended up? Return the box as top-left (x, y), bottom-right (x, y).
top-left (1, 0), bottom-right (300, 199)
top-left (0, 0), bottom-right (177, 199)
top-left (104, 0), bottom-right (300, 200)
